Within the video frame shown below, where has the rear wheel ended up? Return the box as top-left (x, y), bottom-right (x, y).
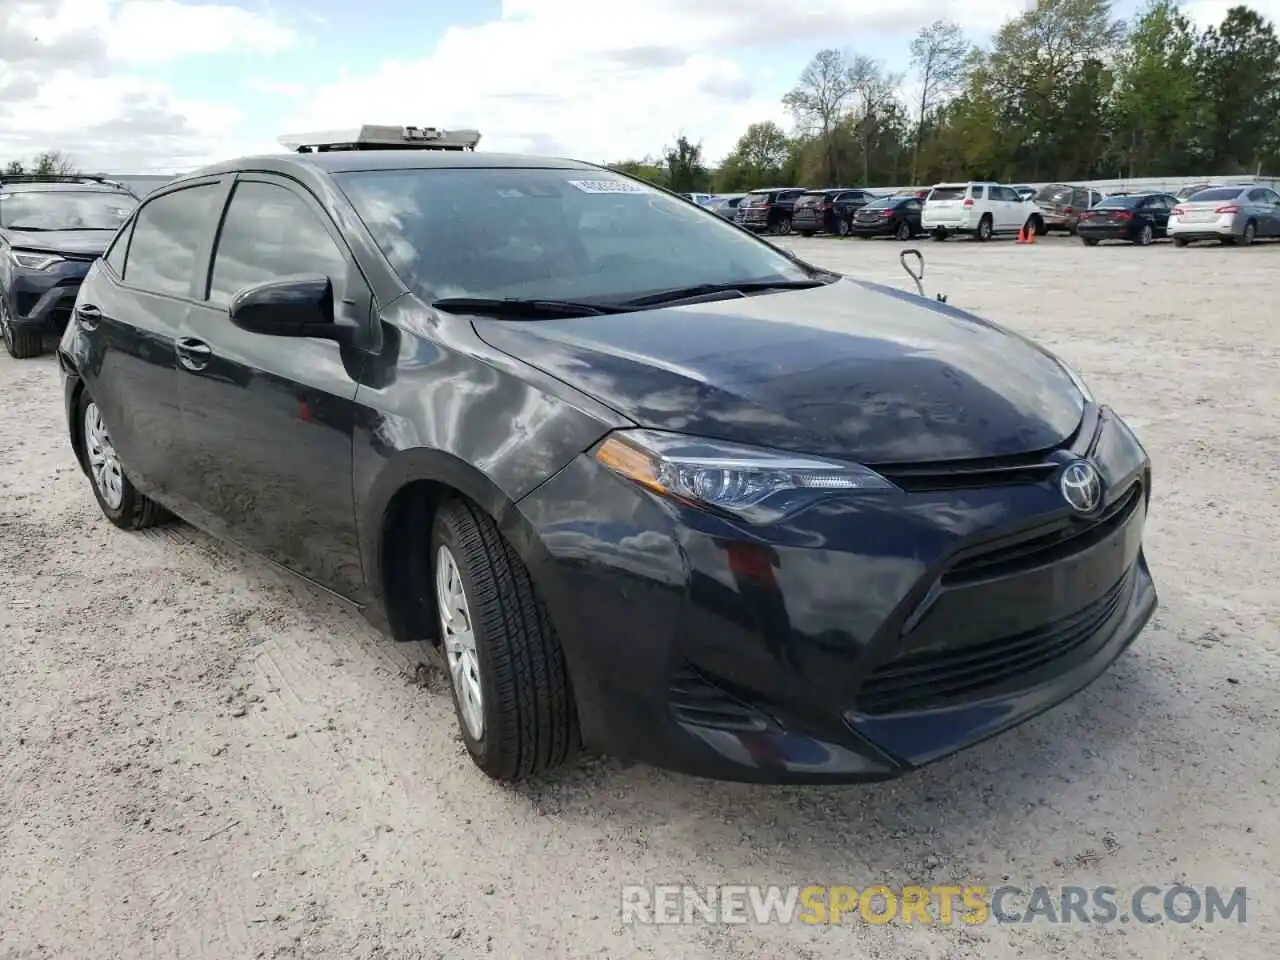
top-left (773, 216), bottom-right (792, 236)
top-left (835, 218), bottom-right (850, 237)
top-left (1081, 237), bottom-right (1099, 247)
top-left (431, 498), bottom-right (579, 782)
top-left (800, 231), bottom-right (815, 238)
top-left (930, 229), bottom-right (947, 242)
top-left (1173, 236), bottom-right (1189, 247)
top-left (77, 393), bottom-right (170, 530)
top-left (0, 296), bottom-right (43, 359)
top-left (1136, 224), bottom-right (1154, 246)
top-left (1239, 220), bottom-right (1257, 246)
top-left (894, 220), bottom-right (911, 241)
top-left (976, 216), bottom-right (993, 242)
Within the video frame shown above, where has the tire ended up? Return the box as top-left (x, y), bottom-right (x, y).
top-left (76, 391), bottom-right (170, 530)
top-left (835, 219), bottom-right (850, 237)
top-left (431, 498), bottom-right (579, 782)
top-left (976, 216), bottom-right (993, 242)
top-left (894, 220), bottom-right (911, 241)
top-left (0, 295), bottom-right (43, 359)
top-left (930, 229), bottom-right (947, 242)
top-left (773, 216), bottom-right (792, 236)
top-left (1173, 236), bottom-right (1188, 247)
top-left (1082, 237), bottom-right (1099, 246)
top-left (1029, 216), bottom-right (1046, 236)
top-left (1137, 224), bottom-right (1154, 246)
top-left (1240, 220), bottom-right (1256, 246)
top-left (800, 231), bottom-right (815, 238)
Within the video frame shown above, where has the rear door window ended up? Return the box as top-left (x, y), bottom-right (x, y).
top-left (122, 183), bottom-right (221, 298)
top-left (970, 185), bottom-right (987, 200)
top-left (104, 217), bottom-right (134, 277)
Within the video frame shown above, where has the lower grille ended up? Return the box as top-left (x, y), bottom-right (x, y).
top-left (856, 573), bottom-right (1130, 716)
top-left (667, 663), bottom-right (774, 732)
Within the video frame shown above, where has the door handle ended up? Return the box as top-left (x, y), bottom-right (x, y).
top-left (75, 303), bottom-right (102, 331)
top-left (175, 336), bottom-right (212, 371)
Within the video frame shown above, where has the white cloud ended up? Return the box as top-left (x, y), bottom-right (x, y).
top-left (1, 0), bottom-right (295, 171)
top-left (288, 0), bottom-right (1029, 164)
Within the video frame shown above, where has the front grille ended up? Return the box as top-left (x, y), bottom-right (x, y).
top-left (944, 482), bottom-right (1142, 586)
top-left (877, 451), bottom-right (1060, 492)
top-left (667, 663), bottom-right (774, 732)
top-left (856, 573), bottom-right (1130, 715)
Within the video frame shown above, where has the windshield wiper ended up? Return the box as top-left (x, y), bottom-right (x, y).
top-left (431, 296), bottom-right (621, 318)
top-left (614, 278), bottom-right (831, 308)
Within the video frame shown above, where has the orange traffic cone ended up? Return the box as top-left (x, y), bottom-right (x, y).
top-left (1016, 222), bottom-right (1029, 244)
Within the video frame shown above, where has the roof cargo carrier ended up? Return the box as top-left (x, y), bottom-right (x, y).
top-left (278, 125), bottom-right (481, 153)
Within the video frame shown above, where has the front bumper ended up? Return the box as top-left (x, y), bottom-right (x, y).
top-left (518, 406), bottom-right (1157, 784)
top-left (4, 261), bottom-right (89, 334)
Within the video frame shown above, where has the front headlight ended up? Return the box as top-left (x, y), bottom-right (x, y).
top-left (592, 429), bottom-right (897, 523)
top-left (9, 250), bottom-right (65, 271)
top-left (1052, 354), bottom-right (1095, 403)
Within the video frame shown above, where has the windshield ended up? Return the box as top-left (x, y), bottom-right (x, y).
top-left (0, 190), bottom-right (136, 230)
top-left (335, 168), bottom-right (815, 303)
top-left (1183, 187), bottom-right (1244, 202)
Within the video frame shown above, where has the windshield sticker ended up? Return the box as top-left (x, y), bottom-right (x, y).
top-left (566, 179), bottom-right (652, 195)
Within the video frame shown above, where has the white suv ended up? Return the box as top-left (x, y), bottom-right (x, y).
top-left (922, 182), bottom-right (1043, 241)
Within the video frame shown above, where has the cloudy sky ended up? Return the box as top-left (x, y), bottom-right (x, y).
top-left (0, 0), bottom-right (1271, 173)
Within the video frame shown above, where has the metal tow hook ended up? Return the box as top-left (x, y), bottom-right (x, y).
top-left (900, 249), bottom-right (948, 303)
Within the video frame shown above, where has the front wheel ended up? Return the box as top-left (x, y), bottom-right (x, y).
top-left (432, 498), bottom-right (579, 782)
top-left (77, 392), bottom-right (170, 529)
top-left (0, 296), bottom-right (43, 359)
top-left (800, 231), bottom-right (815, 238)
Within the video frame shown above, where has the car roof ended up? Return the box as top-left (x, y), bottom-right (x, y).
top-left (175, 149), bottom-right (602, 184)
top-left (0, 180), bottom-right (131, 194)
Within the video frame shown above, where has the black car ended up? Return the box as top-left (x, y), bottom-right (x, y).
top-left (791, 188), bottom-right (879, 236)
top-left (60, 135), bottom-right (1157, 786)
top-left (734, 187), bottom-right (807, 234)
top-left (1, 175), bottom-right (138, 358)
top-left (848, 194), bottom-right (924, 240)
top-left (1077, 193), bottom-right (1178, 246)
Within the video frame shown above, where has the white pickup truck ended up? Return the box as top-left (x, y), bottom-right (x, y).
top-left (921, 182), bottom-right (1044, 241)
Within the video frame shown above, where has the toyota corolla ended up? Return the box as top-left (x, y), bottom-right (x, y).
top-left (58, 127), bottom-right (1156, 785)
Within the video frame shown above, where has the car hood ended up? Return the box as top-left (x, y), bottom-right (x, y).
top-left (1, 228), bottom-right (113, 256)
top-left (471, 278), bottom-right (1086, 464)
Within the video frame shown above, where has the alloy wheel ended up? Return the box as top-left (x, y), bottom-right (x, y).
top-left (436, 544), bottom-right (484, 740)
top-left (895, 221), bottom-right (911, 241)
top-left (1242, 222), bottom-right (1256, 245)
top-left (83, 402), bottom-right (125, 510)
top-left (1139, 225), bottom-right (1153, 245)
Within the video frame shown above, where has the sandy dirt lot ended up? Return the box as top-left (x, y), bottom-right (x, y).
top-left (2, 233), bottom-right (1278, 959)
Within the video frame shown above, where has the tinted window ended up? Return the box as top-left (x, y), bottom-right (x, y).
top-left (1262, 190), bottom-right (1280, 204)
top-left (928, 186), bottom-right (967, 201)
top-left (123, 184), bottom-right (219, 297)
top-left (1186, 187), bottom-right (1244, 202)
top-left (1035, 185), bottom-right (1071, 203)
top-left (335, 168), bottom-right (814, 303)
top-left (1247, 189), bottom-right (1269, 202)
top-left (1096, 195), bottom-right (1141, 209)
top-left (863, 196), bottom-right (898, 209)
top-left (207, 180), bottom-right (349, 306)
top-left (104, 218), bottom-right (133, 276)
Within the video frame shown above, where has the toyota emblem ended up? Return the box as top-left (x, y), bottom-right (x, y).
top-left (1060, 460), bottom-right (1103, 514)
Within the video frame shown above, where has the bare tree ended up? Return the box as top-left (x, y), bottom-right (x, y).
top-left (782, 49), bottom-right (854, 184)
top-left (848, 55), bottom-right (902, 184)
top-left (33, 151), bottom-right (78, 176)
top-left (909, 20), bottom-right (970, 182)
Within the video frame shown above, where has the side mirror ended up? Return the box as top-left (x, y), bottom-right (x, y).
top-left (228, 275), bottom-right (351, 342)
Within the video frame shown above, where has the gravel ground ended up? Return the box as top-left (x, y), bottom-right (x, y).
top-left (2, 232), bottom-right (1278, 959)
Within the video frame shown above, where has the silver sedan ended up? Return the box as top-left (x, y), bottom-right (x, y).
top-left (1167, 185), bottom-right (1280, 246)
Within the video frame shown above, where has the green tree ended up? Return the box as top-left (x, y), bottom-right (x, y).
top-left (985, 0), bottom-right (1126, 178)
top-left (782, 49), bottom-right (855, 184)
top-left (662, 135), bottom-right (710, 193)
top-left (718, 121), bottom-right (792, 190)
top-left (608, 158), bottom-right (666, 185)
top-left (847, 55), bottom-right (902, 184)
top-left (1111, 0), bottom-right (1201, 175)
top-left (909, 20), bottom-right (970, 183)
top-left (1194, 5), bottom-right (1280, 173)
